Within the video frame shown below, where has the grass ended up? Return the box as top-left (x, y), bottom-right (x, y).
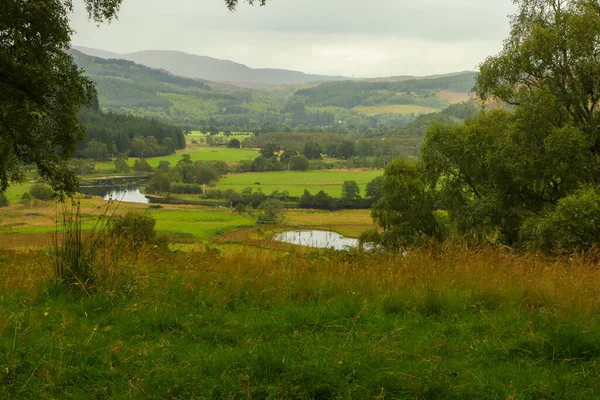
top-left (354, 104), bottom-right (440, 115)
top-left (2, 243), bottom-right (600, 397)
top-left (95, 146), bottom-right (259, 171)
top-left (216, 169), bottom-right (384, 197)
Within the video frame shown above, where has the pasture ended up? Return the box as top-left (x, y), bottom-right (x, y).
top-left (95, 146), bottom-right (259, 171)
top-left (354, 104), bottom-right (439, 115)
top-left (215, 169), bottom-right (384, 197)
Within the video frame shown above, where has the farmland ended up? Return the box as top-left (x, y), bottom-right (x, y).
top-left (95, 146), bottom-right (259, 171)
top-left (215, 170), bottom-right (384, 197)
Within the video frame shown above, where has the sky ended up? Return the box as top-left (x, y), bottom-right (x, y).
top-left (70, 0), bottom-right (517, 78)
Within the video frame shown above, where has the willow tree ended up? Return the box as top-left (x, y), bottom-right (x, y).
top-left (0, 0), bottom-right (265, 194)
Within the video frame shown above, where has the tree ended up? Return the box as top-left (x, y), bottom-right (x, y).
top-left (133, 159), bottom-right (152, 173)
top-left (228, 138), bottom-right (241, 148)
top-left (115, 157), bottom-right (131, 173)
top-left (372, 159), bottom-right (440, 246)
top-left (303, 141), bottom-right (322, 160)
top-left (337, 140), bottom-right (356, 159)
top-left (81, 139), bottom-right (109, 161)
top-left (356, 141), bottom-right (375, 157)
top-left (383, 0), bottom-right (600, 250)
top-left (1, 0), bottom-right (264, 195)
top-left (365, 176), bottom-right (385, 202)
top-left (194, 165), bottom-right (218, 185)
top-left (208, 126), bottom-right (219, 136)
top-left (259, 143), bottom-right (278, 159)
top-left (257, 199), bottom-right (283, 224)
top-left (147, 172), bottom-right (171, 193)
top-left (0, 194), bottom-right (8, 208)
top-left (288, 155), bottom-right (310, 171)
top-left (341, 181), bottom-right (361, 201)
top-left (157, 161), bottom-right (171, 171)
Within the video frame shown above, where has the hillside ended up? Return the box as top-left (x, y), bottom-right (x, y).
top-left (73, 46), bottom-right (349, 87)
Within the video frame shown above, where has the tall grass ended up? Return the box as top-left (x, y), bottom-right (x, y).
top-left (3, 238), bottom-right (600, 397)
top-left (50, 199), bottom-right (117, 293)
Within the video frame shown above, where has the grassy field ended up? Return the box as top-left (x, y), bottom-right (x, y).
top-left (216, 170), bottom-right (383, 197)
top-left (436, 90), bottom-right (473, 104)
top-left (354, 104), bottom-right (439, 115)
top-left (95, 146), bottom-right (259, 171)
top-left (2, 231), bottom-right (600, 397)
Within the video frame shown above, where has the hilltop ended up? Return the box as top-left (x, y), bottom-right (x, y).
top-left (73, 46), bottom-right (349, 87)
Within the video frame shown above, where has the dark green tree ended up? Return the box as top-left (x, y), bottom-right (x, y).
top-left (341, 181), bottom-right (361, 201)
top-left (1, 0), bottom-right (264, 195)
top-left (303, 141), bottom-right (322, 160)
top-left (288, 155), bottom-right (310, 171)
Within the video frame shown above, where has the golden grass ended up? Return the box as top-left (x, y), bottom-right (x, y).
top-left (3, 243), bottom-right (600, 318)
top-left (436, 90), bottom-right (473, 104)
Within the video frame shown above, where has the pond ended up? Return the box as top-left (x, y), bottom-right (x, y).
top-left (79, 177), bottom-right (151, 204)
top-left (274, 230), bottom-right (367, 251)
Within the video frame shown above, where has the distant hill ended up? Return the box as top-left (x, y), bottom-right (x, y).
top-left (72, 46), bottom-right (349, 87)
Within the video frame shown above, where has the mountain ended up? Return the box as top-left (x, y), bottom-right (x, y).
top-left (72, 46), bottom-right (349, 87)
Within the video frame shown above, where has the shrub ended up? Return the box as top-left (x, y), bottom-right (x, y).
top-left (288, 155), bottom-right (310, 171)
top-left (228, 138), bottom-right (241, 148)
top-left (257, 199), bottom-right (283, 224)
top-left (115, 157), bottom-right (131, 173)
top-left (29, 183), bottom-right (55, 201)
top-left (20, 192), bottom-right (32, 206)
top-left (110, 212), bottom-right (157, 249)
top-left (520, 186), bottom-right (600, 252)
top-left (133, 159), bottom-right (153, 173)
top-left (0, 193), bottom-right (8, 207)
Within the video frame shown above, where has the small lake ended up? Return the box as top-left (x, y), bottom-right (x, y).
top-left (274, 230), bottom-right (366, 251)
top-left (80, 177), bottom-right (150, 204)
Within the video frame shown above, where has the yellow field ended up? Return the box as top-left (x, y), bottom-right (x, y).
top-left (354, 104), bottom-right (439, 115)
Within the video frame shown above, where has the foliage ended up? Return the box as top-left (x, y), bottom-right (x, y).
top-left (147, 172), bottom-right (171, 194)
top-left (256, 198), bottom-right (283, 224)
top-left (133, 159), bottom-right (153, 173)
top-left (228, 138), bottom-right (241, 148)
top-left (365, 176), bottom-right (385, 202)
top-left (341, 181), bottom-right (361, 201)
top-left (0, 194), bottom-right (8, 208)
top-left (303, 141), bottom-right (322, 160)
top-left (288, 155), bottom-right (310, 171)
top-left (20, 192), bottom-right (32, 206)
top-left (114, 157), bottom-right (131, 173)
top-left (373, 0), bottom-right (600, 252)
top-left (29, 183), bottom-right (55, 201)
top-left (372, 159), bottom-right (440, 246)
top-left (109, 211), bottom-right (157, 249)
top-left (520, 186), bottom-right (600, 252)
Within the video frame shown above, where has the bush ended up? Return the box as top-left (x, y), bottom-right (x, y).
top-left (228, 138), bottom-right (241, 148)
top-left (520, 186), bottom-right (600, 252)
top-left (110, 212), bottom-right (157, 249)
top-left (0, 193), bottom-right (8, 207)
top-left (20, 192), bottom-right (32, 206)
top-left (288, 155), bottom-right (310, 171)
top-left (133, 159), bottom-right (153, 173)
top-left (29, 183), bottom-right (55, 201)
top-left (114, 158), bottom-right (131, 173)
top-left (257, 199), bottom-right (283, 224)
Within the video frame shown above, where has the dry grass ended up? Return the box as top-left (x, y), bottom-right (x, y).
top-left (436, 90), bottom-right (473, 104)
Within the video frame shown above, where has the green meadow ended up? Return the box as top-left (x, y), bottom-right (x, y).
top-left (95, 146), bottom-right (259, 171)
top-left (215, 170), bottom-right (384, 197)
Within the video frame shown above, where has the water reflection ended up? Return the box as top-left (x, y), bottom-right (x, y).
top-left (80, 185), bottom-right (149, 204)
top-left (274, 230), bottom-right (366, 251)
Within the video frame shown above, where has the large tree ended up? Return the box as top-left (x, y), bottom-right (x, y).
top-left (0, 0), bottom-right (264, 194)
top-left (376, 0), bottom-right (600, 251)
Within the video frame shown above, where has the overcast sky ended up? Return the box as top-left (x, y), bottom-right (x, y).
top-left (70, 0), bottom-right (516, 78)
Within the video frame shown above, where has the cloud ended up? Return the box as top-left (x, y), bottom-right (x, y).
top-left (70, 0), bottom-right (516, 77)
